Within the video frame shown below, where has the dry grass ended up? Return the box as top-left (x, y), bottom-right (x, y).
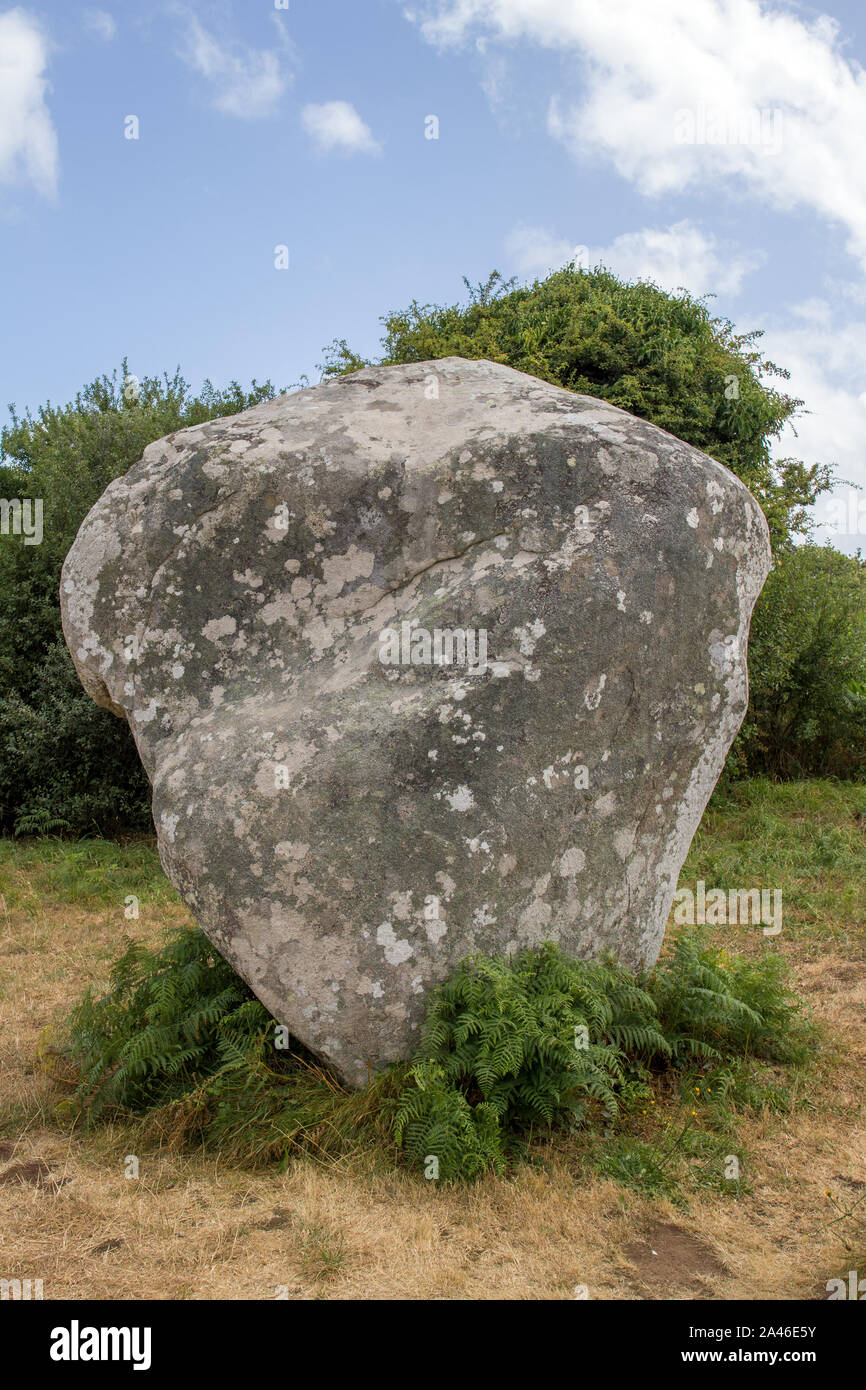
top-left (0, 793), bottom-right (864, 1301)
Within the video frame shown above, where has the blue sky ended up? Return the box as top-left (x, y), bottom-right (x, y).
top-left (2, 0), bottom-right (866, 548)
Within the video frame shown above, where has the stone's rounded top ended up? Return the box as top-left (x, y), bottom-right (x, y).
top-left (60, 357), bottom-right (771, 1087)
top-left (113, 357), bottom-right (763, 507)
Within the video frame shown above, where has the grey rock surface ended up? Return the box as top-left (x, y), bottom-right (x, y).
top-left (60, 358), bottom-right (771, 1086)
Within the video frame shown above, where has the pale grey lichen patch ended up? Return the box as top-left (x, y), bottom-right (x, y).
top-left (376, 922), bottom-right (414, 966)
top-left (558, 847), bottom-right (586, 876)
top-left (59, 357), bottom-right (770, 1087)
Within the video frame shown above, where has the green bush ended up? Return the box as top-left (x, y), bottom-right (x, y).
top-left (0, 641), bottom-right (152, 835)
top-left (0, 366), bottom-right (277, 834)
top-left (729, 544), bottom-right (866, 779)
top-left (323, 266), bottom-right (830, 551)
top-left (58, 926), bottom-right (399, 1165)
top-left (648, 932), bottom-right (811, 1066)
top-left (56, 929), bottom-right (813, 1183)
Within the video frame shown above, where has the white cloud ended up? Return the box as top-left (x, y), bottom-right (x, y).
top-left (506, 220), bottom-right (762, 296)
top-left (82, 9), bottom-right (116, 41)
top-left (762, 309), bottom-right (866, 551)
top-left (409, 0), bottom-right (866, 273)
top-left (504, 225), bottom-right (574, 276)
top-left (301, 100), bottom-right (381, 155)
top-left (178, 16), bottom-right (287, 119)
top-left (0, 8), bottom-right (58, 198)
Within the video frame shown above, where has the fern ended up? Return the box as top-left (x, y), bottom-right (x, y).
top-left (57, 925), bottom-right (402, 1164)
top-left (56, 925), bottom-right (813, 1183)
top-left (646, 931), bottom-right (812, 1066)
top-left (392, 944), bottom-right (666, 1180)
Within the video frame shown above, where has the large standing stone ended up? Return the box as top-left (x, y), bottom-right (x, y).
top-left (61, 359), bottom-right (770, 1086)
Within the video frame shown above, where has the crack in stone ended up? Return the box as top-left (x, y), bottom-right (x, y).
top-left (342, 529), bottom-right (511, 617)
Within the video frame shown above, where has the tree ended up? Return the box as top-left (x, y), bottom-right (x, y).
top-left (0, 365), bottom-right (277, 834)
top-left (322, 264), bottom-right (832, 550)
top-left (730, 545), bottom-right (866, 779)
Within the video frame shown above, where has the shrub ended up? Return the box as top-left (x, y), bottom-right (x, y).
top-left (729, 544), bottom-right (866, 779)
top-left (57, 926), bottom-right (399, 1165)
top-left (0, 642), bottom-right (152, 835)
top-left (0, 366), bottom-right (278, 834)
top-left (647, 931), bottom-right (811, 1067)
top-left (394, 946), bottom-right (665, 1179)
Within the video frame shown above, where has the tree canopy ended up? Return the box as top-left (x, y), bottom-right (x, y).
top-left (323, 265), bottom-right (832, 551)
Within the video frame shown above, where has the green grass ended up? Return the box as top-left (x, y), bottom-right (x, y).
top-left (593, 1128), bottom-right (750, 1202)
top-left (0, 836), bottom-right (179, 913)
top-left (680, 778), bottom-right (866, 953)
top-left (296, 1221), bottom-right (351, 1283)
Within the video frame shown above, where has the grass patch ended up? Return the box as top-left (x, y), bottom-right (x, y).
top-left (295, 1220), bottom-right (351, 1283)
top-left (0, 836), bottom-right (177, 913)
top-left (689, 778), bottom-right (866, 952)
